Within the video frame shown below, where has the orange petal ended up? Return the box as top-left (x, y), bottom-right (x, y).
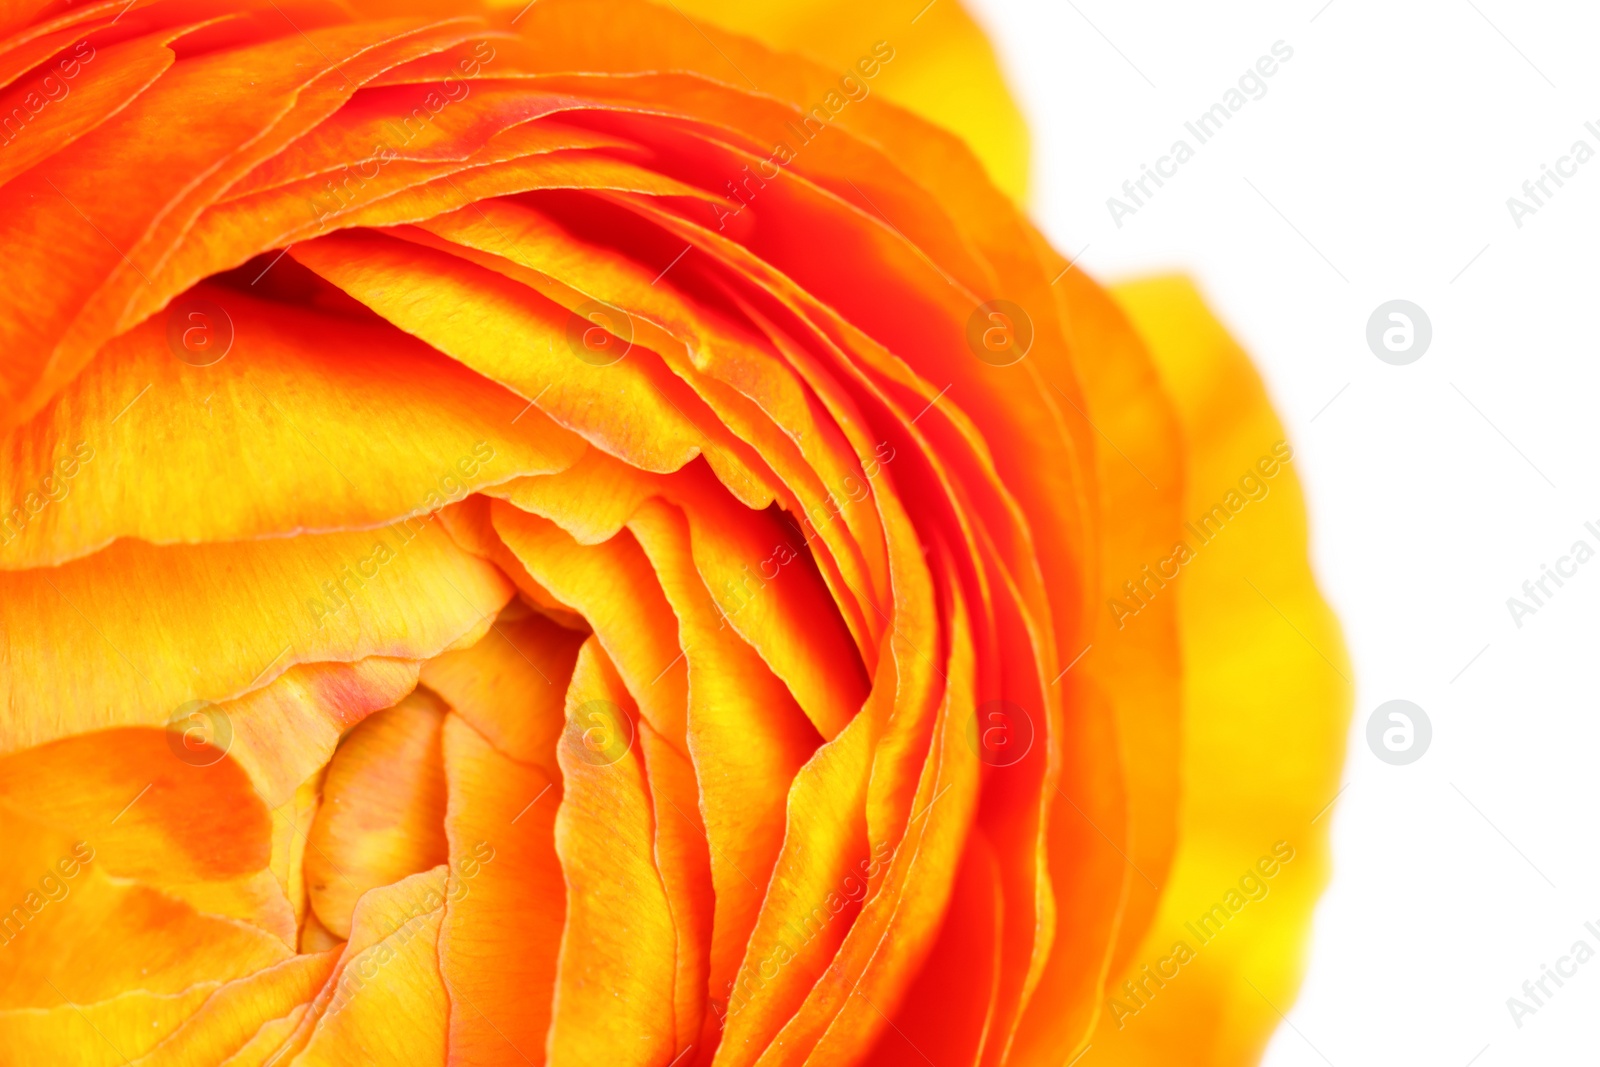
top-left (0, 730), bottom-right (290, 1011)
top-left (437, 710), bottom-right (564, 1065)
top-left (420, 603), bottom-right (585, 783)
top-left (304, 690), bottom-right (450, 940)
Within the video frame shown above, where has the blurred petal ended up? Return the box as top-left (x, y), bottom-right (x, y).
top-left (1085, 276), bottom-right (1349, 1064)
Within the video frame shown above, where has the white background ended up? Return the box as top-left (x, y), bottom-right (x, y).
top-left (965, 1), bottom-right (1600, 1063)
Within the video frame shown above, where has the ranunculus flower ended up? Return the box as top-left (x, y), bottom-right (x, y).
top-left (0, 1), bottom-right (1348, 1065)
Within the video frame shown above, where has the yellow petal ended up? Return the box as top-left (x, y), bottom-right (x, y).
top-left (129, 951), bottom-right (342, 1067)
top-left (559, 0), bottom-right (1030, 203)
top-left (287, 867), bottom-right (452, 1066)
top-left (547, 637), bottom-right (678, 1065)
top-left (1085, 276), bottom-right (1350, 1064)
top-left (0, 279), bottom-right (583, 569)
top-left (625, 499), bottom-right (819, 1021)
top-left (0, 520), bottom-right (512, 755)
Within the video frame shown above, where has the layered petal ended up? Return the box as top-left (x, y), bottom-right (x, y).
top-left (0, 4), bottom-right (1346, 1066)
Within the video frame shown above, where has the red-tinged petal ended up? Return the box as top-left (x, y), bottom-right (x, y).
top-left (0, 16), bottom-right (487, 426)
top-left (222, 656), bottom-right (424, 809)
top-left (767, 565), bottom-right (981, 1067)
top-left (0, 30), bottom-right (177, 189)
top-left (400, 198), bottom-right (892, 641)
top-left (626, 498), bottom-right (820, 1030)
top-left (1007, 268), bottom-right (1187, 1066)
top-left (862, 832), bottom-right (1004, 1067)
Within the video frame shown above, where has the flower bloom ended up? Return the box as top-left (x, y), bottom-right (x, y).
top-left (0, 1), bottom-right (1347, 1065)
